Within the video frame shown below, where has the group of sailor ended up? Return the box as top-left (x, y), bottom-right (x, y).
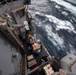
top-left (18, 21), bottom-right (67, 75)
top-left (19, 21), bottom-right (42, 55)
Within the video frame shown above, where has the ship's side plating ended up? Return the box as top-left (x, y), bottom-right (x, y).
top-left (0, 0), bottom-right (55, 75)
top-left (0, 0), bottom-right (30, 75)
top-left (0, 33), bottom-right (22, 75)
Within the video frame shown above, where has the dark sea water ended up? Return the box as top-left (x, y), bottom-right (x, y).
top-left (29, 0), bottom-right (76, 58)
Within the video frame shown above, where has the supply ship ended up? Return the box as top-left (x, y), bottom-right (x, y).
top-left (0, 0), bottom-right (76, 75)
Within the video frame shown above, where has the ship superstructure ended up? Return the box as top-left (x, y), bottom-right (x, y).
top-left (0, 0), bottom-right (76, 75)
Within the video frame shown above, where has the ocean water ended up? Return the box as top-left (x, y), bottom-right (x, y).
top-left (29, 0), bottom-right (76, 58)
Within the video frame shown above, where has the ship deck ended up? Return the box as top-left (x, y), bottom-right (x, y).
top-left (0, 1), bottom-right (61, 75)
top-left (21, 17), bottom-right (60, 75)
top-left (22, 23), bottom-right (50, 72)
top-left (25, 45), bottom-right (49, 65)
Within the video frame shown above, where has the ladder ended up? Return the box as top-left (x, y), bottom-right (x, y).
top-left (20, 55), bottom-right (26, 75)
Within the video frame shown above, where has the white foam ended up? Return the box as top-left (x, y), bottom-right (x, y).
top-left (45, 25), bottom-right (65, 49)
top-left (35, 12), bottom-right (76, 33)
top-left (61, 11), bottom-right (68, 16)
top-left (50, 0), bottom-right (76, 16)
top-left (35, 12), bottom-right (41, 15)
top-left (55, 5), bottom-right (61, 9)
top-left (45, 14), bottom-right (76, 33)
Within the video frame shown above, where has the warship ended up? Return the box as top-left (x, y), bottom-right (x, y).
top-left (0, 0), bottom-right (76, 75)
